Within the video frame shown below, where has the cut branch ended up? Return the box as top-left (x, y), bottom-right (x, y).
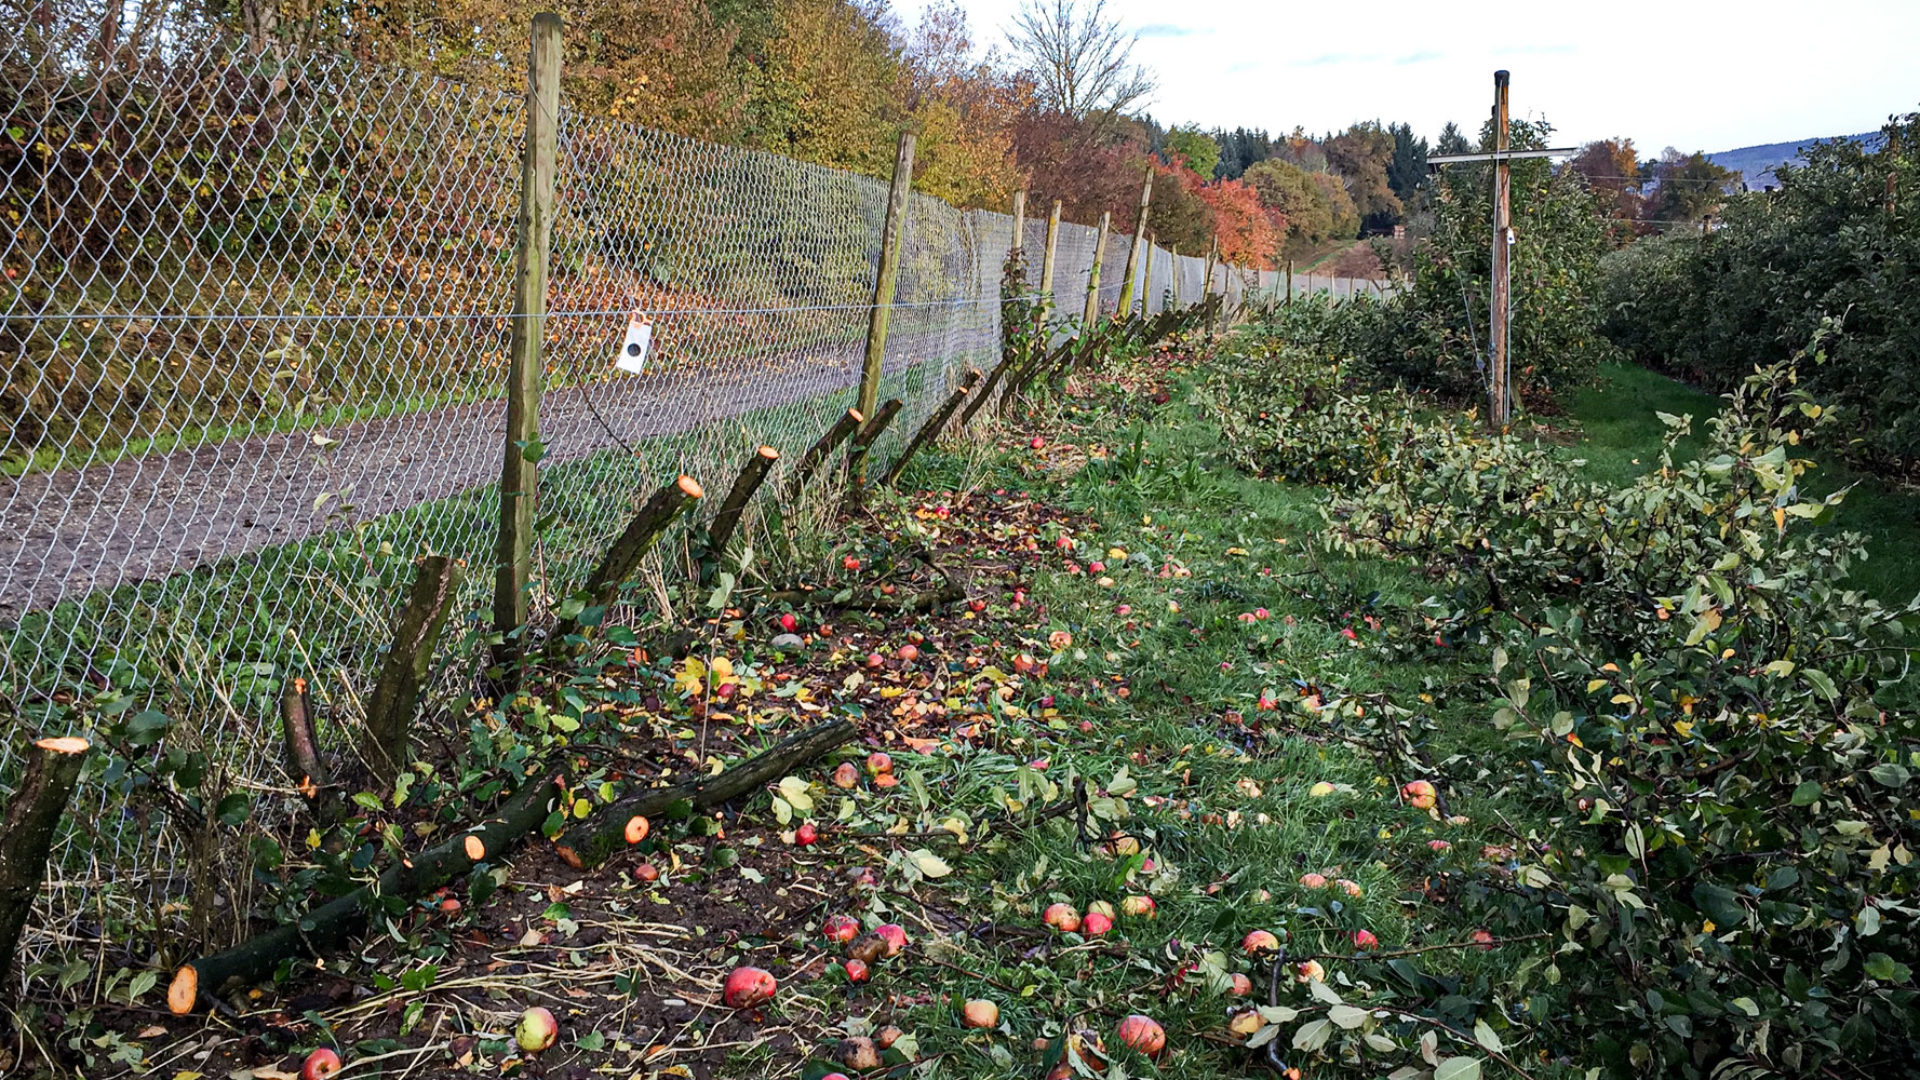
top-left (555, 718), bottom-right (856, 870)
top-left (705, 445), bottom-right (780, 571)
top-left (783, 408), bottom-right (863, 502)
top-left (0, 735), bottom-right (89, 1003)
top-left (843, 398), bottom-right (903, 492)
top-left (558, 475), bottom-right (703, 640)
top-left (365, 555), bottom-right (461, 788)
top-left (884, 369), bottom-right (981, 487)
top-left (167, 770), bottom-right (562, 1015)
top-left (279, 677), bottom-right (336, 822)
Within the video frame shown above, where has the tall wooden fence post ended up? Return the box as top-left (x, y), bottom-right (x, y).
top-left (1115, 168), bottom-right (1154, 317)
top-left (1082, 211), bottom-right (1111, 327)
top-left (858, 130), bottom-right (917, 430)
top-left (1490, 69), bottom-right (1513, 428)
top-left (491, 12), bottom-right (562, 673)
top-left (1170, 246), bottom-right (1181, 308)
top-left (1037, 199), bottom-right (1061, 332)
top-left (1286, 259), bottom-right (1294, 305)
top-left (1141, 236), bottom-right (1156, 315)
top-left (1010, 190), bottom-right (1026, 264)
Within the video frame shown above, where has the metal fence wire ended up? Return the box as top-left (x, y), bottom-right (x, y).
top-left (0, 33), bottom-right (1366, 989)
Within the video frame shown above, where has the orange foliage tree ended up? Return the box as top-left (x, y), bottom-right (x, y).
top-left (1197, 178), bottom-right (1277, 268)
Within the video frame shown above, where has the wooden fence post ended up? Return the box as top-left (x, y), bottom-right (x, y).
top-left (1141, 235), bottom-right (1156, 315)
top-left (858, 130), bottom-right (917, 427)
top-left (1115, 168), bottom-right (1153, 317)
top-left (1037, 199), bottom-right (1061, 332)
top-left (1170, 246), bottom-right (1181, 308)
top-left (366, 555), bottom-right (462, 788)
top-left (0, 734), bottom-right (89, 1002)
top-left (1082, 210), bottom-right (1111, 327)
top-left (491, 12), bottom-right (562, 673)
top-left (1010, 190), bottom-right (1026, 263)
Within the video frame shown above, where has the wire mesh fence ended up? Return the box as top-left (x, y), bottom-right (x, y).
top-left (0, 30), bottom-right (1367, 988)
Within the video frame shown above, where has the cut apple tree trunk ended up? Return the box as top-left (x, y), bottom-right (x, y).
top-left (555, 475), bottom-right (703, 643)
top-left (168, 770), bottom-right (563, 1015)
top-left (783, 408), bottom-right (863, 502)
top-left (554, 718), bottom-right (856, 870)
top-left (365, 554), bottom-right (462, 788)
top-left (704, 446), bottom-right (780, 573)
top-left (884, 369), bottom-right (981, 487)
top-left (0, 735), bottom-right (90, 1002)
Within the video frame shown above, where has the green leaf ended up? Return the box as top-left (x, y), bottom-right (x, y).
top-left (1434, 1057), bottom-right (1483, 1080)
top-left (1291, 1018), bottom-right (1332, 1052)
top-left (1790, 781), bottom-right (1822, 806)
top-left (1328, 1004), bottom-right (1368, 1029)
top-left (1869, 762), bottom-right (1910, 788)
top-left (1473, 1019), bottom-right (1503, 1053)
top-left (1864, 953), bottom-right (1912, 983)
top-left (1692, 882), bottom-right (1745, 927)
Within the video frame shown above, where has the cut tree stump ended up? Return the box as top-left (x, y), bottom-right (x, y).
top-left (705, 446), bottom-right (780, 572)
top-left (783, 408), bottom-right (863, 502)
top-left (0, 735), bottom-right (90, 1002)
top-left (167, 770), bottom-right (562, 1015)
top-left (555, 718), bottom-right (856, 870)
top-left (279, 677), bottom-right (336, 822)
top-left (365, 555), bottom-right (461, 788)
top-left (884, 369), bottom-right (981, 487)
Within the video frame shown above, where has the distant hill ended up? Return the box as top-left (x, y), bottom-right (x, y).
top-left (1708, 131), bottom-right (1885, 190)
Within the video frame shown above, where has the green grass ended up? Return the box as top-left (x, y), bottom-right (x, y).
top-left (1564, 361), bottom-right (1920, 604)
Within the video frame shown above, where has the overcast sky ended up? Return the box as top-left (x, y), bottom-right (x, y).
top-left (910, 0), bottom-right (1920, 155)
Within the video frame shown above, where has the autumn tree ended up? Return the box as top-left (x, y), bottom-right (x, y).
top-left (1144, 156), bottom-right (1217, 253)
top-left (1164, 126), bottom-right (1221, 180)
top-left (1569, 138), bottom-right (1644, 232)
top-left (899, 2), bottom-right (1028, 207)
top-left (1325, 122), bottom-right (1403, 231)
top-left (1006, 0), bottom-right (1154, 121)
top-left (1196, 178), bottom-right (1276, 268)
top-left (1645, 148), bottom-right (1738, 224)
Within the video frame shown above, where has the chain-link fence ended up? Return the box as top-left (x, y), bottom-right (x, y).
top-left (0, 31), bottom-right (1363, 986)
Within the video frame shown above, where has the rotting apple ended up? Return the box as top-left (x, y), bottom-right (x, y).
top-left (837, 1037), bottom-right (881, 1071)
top-left (824, 914), bottom-right (860, 943)
top-left (1401, 780), bottom-right (1437, 810)
top-left (1118, 895), bottom-right (1157, 919)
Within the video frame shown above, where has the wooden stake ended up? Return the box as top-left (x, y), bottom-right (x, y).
top-left (844, 399), bottom-right (904, 490)
top-left (0, 735), bottom-right (89, 1002)
top-left (491, 12), bottom-right (562, 673)
top-left (783, 408), bottom-right (864, 501)
top-left (705, 445), bottom-right (780, 570)
top-left (555, 719), bottom-right (856, 870)
top-left (1491, 69), bottom-right (1513, 428)
top-left (365, 555), bottom-right (461, 789)
top-left (1141, 234), bottom-right (1156, 316)
top-left (1010, 190), bottom-right (1026, 261)
top-left (884, 368), bottom-right (982, 486)
top-left (168, 770), bottom-right (561, 1015)
top-left (1038, 200), bottom-right (1062, 332)
top-left (1286, 259), bottom-right (1294, 305)
top-left (1082, 210), bottom-right (1112, 326)
top-left (1115, 168), bottom-right (1154, 317)
top-left (859, 130), bottom-right (917, 421)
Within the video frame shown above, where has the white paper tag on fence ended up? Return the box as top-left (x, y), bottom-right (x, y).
top-left (614, 313), bottom-right (652, 375)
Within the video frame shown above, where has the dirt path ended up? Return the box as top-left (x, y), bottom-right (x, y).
top-left (0, 336), bottom-right (973, 620)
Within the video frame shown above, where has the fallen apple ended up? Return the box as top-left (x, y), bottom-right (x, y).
top-left (1307, 781), bottom-right (1336, 798)
top-left (1295, 960), bottom-right (1326, 983)
top-left (1042, 902), bottom-right (1082, 933)
top-left (875, 1025), bottom-right (904, 1050)
top-left (1115, 1014), bottom-right (1165, 1056)
top-left (846, 935), bottom-right (888, 965)
top-left (1081, 911), bottom-right (1113, 936)
top-left (515, 1006), bottom-right (558, 1053)
top-left (1228, 973), bottom-right (1253, 996)
top-left (722, 966), bottom-right (777, 1009)
top-left (1298, 872), bottom-right (1328, 889)
top-left (1401, 780), bottom-right (1437, 810)
top-left (875, 923), bottom-right (908, 957)
top-left (824, 914), bottom-right (860, 943)
top-left (833, 762), bottom-right (861, 789)
top-left (795, 822), bottom-right (818, 846)
top-left (301, 1047), bottom-right (343, 1080)
top-left (844, 958), bottom-right (870, 983)
top-left (962, 998), bottom-right (1001, 1028)
top-left (1118, 895), bottom-right (1157, 919)
top-left (634, 862), bottom-right (660, 883)
top-left (866, 652), bottom-right (885, 669)
top-left (778, 612), bottom-right (799, 633)
top-left (1353, 929), bottom-right (1379, 949)
top-left (837, 1037), bottom-right (881, 1071)
top-left (866, 752), bottom-right (893, 777)
top-left (1471, 929), bottom-right (1496, 951)
top-left (1241, 930), bottom-right (1281, 955)
top-left (624, 815), bottom-right (651, 845)
top-left (1227, 1009), bottom-right (1263, 1038)
top-left (1087, 900), bottom-right (1116, 919)
top-left (896, 643), bottom-right (919, 662)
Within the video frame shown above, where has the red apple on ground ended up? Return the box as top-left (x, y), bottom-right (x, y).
top-left (1031, 437), bottom-right (1046, 450)
top-left (867, 652), bottom-right (885, 669)
top-left (722, 966), bottom-right (777, 1009)
top-left (897, 644), bottom-right (919, 662)
top-left (875, 923), bottom-right (908, 957)
top-left (1228, 973), bottom-right (1253, 996)
top-left (1115, 1015), bottom-right (1165, 1056)
top-left (833, 762), bottom-right (860, 789)
top-left (824, 914), bottom-right (860, 942)
top-left (301, 1047), bottom-right (342, 1080)
top-left (1081, 910), bottom-right (1113, 936)
top-left (1242, 930), bottom-right (1281, 955)
top-left (778, 612), bottom-right (799, 633)
top-left (1119, 895), bottom-right (1157, 919)
top-left (1401, 780), bottom-right (1437, 810)
top-left (844, 958), bottom-right (870, 983)
top-left (866, 752), bottom-right (893, 776)
top-left (1354, 929), bottom-right (1379, 949)
top-left (515, 1007), bottom-right (558, 1052)
top-left (1042, 903), bottom-right (1082, 933)
top-left (795, 822), bottom-right (819, 846)
top-left (634, 862), bottom-right (659, 883)
top-left (875, 1025), bottom-right (904, 1049)
top-left (1471, 929), bottom-right (1496, 951)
